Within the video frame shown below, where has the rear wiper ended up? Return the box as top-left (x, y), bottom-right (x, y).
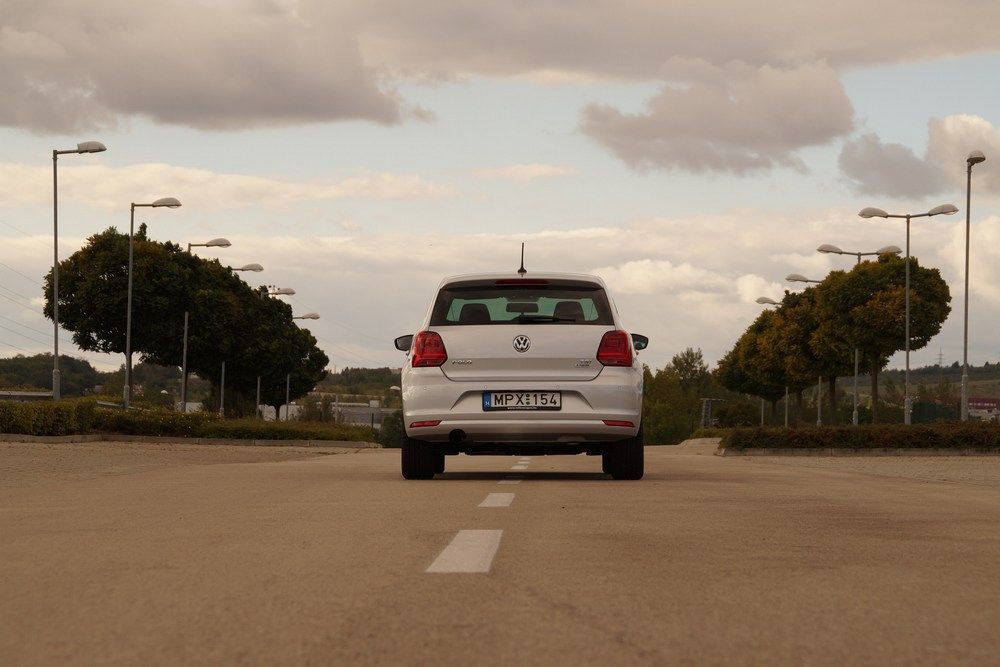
top-left (515, 315), bottom-right (576, 323)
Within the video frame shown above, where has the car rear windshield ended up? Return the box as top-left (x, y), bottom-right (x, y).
top-left (430, 280), bottom-right (614, 326)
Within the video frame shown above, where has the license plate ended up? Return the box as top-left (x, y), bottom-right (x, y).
top-left (483, 391), bottom-right (561, 411)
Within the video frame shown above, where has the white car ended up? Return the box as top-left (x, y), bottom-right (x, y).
top-left (394, 272), bottom-right (647, 479)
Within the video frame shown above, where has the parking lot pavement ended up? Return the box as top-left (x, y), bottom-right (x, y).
top-left (2, 442), bottom-right (999, 665)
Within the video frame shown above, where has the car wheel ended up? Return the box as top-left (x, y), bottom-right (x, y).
top-left (434, 452), bottom-right (446, 474)
top-left (609, 426), bottom-right (644, 480)
top-left (402, 436), bottom-right (437, 479)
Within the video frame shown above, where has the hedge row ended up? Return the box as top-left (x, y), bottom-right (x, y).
top-left (722, 422), bottom-right (1000, 450)
top-left (0, 400), bottom-right (375, 441)
top-left (0, 399), bottom-right (96, 436)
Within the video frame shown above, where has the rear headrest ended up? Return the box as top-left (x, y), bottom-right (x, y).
top-left (459, 303), bottom-right (491, 324)
top-left (553, 301), bottom-right (585, 321)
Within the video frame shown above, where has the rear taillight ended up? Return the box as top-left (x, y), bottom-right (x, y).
top-left (412, 331), bottom-right (448, 367)
top-left (409, 420), bottom-right (441, 428)
top-left (603, 419), bottom-right (635, 427)
top-left (596, 330), bottom-right (633, 366)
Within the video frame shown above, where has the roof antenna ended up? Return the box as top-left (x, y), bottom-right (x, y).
top-left (517, 242), bottom-right (526, 276)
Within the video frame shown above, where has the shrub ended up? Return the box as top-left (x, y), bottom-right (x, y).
top-left (201, 418), bottom-right (375, 442)
top-left (0, 399), bottom-right (96, 436)
top-left (721, 422), bottom-right (1000, 450)
top-left (92, 409), bottom-right (216, 437)
top-left (690, 427), bottom-right (734, 439)
top-left (378, 410), bottom-right (404, 448)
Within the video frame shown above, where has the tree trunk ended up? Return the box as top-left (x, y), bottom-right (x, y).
top-left (770, 399), bottom-right (779, 424)
top-left (794, 390), bottom-right (803, 427)
top-left (827, 376), bottom-right (839, 426)
top-left (870, 359), bottom-right (880, 424)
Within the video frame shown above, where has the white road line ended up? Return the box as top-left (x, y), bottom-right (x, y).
top-left (517, 459), bottom-right (531, 465)
top-left (426, 530), bottom-right (503, 573)
top-left (478, 492), bottom-right (515, 508)
top-left (511, 464), bottom-right (527, 470)
top-left (498, 476), bottom-right (523, 485)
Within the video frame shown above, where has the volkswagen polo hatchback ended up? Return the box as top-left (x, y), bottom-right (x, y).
top-left (393, 272), bottom-right (647, 479)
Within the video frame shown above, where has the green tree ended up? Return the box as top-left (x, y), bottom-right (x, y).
top-left (814, 255), bottom-right (950, 423)
top-left (44, 227), bottom-right (329, 415)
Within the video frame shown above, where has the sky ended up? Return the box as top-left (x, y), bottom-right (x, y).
top-left (2, 0), bottom-right (1000, 374)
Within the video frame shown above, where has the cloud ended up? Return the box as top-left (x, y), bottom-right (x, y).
top-left (591, 259), bottom-right (730, 295)
top-left (0, 1), bottom-right (400, 133)
top-left (0, 162), bottom-right (457, 211)
top-left (580, 62), bottom-right (854, 174)
top-left (839, 115), bottom-right (1000, 198)
top-left (5, 2), bottom-right (1000, 134)
top-left (473, 164), bottom-right (577, 182)
top-left (350, 1), bottom-right (1000, 79)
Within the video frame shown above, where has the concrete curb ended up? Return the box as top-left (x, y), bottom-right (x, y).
top-left (0, 433), bottom-right (381, 448)
top-left (716, 446), bottom-right (1000, 457)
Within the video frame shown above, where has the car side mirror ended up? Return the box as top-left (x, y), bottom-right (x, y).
top-left (631, 333), bottom-right (649, 351)
top-left (394, 334), bottom-right (413, 352)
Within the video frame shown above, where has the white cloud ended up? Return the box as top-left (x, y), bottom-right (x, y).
top-left (839, 115), bottom-right (1000, 198)
top-left (591, 259), bottom-right (729, 295)
top-left (0, 163), bottom-right (457, 211)
top-left (580, 62), bottom-right (854, 174)
top-left (473, 164), bottom-right (577, 182)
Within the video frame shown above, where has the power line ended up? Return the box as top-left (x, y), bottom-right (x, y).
top-left (0, 282), bottom-right (37, 304)
top-left (0, 219), bottom-right (50, 249)
top-left (0, 338), bottom-right (31, 353)
top-left (0, 260), bottom-right (42, 286)
top-left (0, 312), bottom-right (73, 347)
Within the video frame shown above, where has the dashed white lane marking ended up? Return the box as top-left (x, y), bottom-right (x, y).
top-left (517, 460), bottom-right (531, 465)
top-left (426, 530), bottom-right (503, 573)
top-left (498, 476), bottom-right (523, 485)
top-left (478, 492), bottom-right (515, 508)
top-left (511, 464), bottom-right (528, 470)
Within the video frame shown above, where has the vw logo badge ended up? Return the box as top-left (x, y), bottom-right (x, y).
top-left (512, 335), bottom-right (531, 353)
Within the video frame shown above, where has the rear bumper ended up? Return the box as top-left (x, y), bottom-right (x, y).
top-left (402, 366), bottom-right (642, 444)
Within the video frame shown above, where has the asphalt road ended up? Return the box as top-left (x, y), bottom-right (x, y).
top-left (2, 440), bottom-right (999, 665)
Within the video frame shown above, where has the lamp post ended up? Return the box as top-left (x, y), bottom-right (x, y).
top-left (817, 243), bottom-right (902, 425)
top-left (52, 141), bottom-right (107, 400)
top-left (187, 237), bottom-right (230, 253)
top-left (962, 151), bottom-right (986, 421)
top-left (267, 287), bottom-right (295, 297)
top-left (755, 296), bottom-right (780, 426)
top-left (859, 204), bottom-right (959, 424)
top-left (293, 312), bottom-right (320, 320)
top-left (124, 197), bottom-right (181, 409)
top-left (234, 263), bottom-right (264, 272)
top-left (786, 275), bottom-right (825, 425)
top-left (180, 237), bottom-right (230, 411)
top-left (786, 273), bottom-right (821, 285)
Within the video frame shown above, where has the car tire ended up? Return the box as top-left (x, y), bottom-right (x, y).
top-left (434, 452), bottom-right (446, 474)
top-left (601, 453), bottom-right (612, 474)
top-left (402, 436), bottom-right (437, 479)
top-left (609, 426), bottom-right (644, 480)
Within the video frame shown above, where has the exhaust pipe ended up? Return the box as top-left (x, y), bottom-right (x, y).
top-left (449, 429), bottom-right (466, 445)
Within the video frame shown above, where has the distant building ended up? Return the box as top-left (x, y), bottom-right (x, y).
top-left (968, 397), bottom-right (1000, 421)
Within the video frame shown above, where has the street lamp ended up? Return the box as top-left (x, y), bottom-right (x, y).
top-left (52, 140), bottom-right (107, 400)
top-left (293, 312), bottom-right (320, 320)
top-left (754, 296), bottom-right (784, 426)
top-left (962, 150), bottom-right (987, 421)
top-left (234, 263), bottom-right (264, 272)
top-left (786, 273), bottom-right (821, 284)
top-left (859, 203), bottom-right (959, 424)
top-left (124, 197), bottom-right (181, 409)
top-left (268, 287), bottom-right (295, 296)
top-left (817, 243), bottom-right (902, 426)
top-left (187, 237), bottom-right (231, 253)
top-left (180, 236), bottom-right (229, 411)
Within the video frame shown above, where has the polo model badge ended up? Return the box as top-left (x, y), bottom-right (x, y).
top-left (512, 335), bottom-right (531, 353)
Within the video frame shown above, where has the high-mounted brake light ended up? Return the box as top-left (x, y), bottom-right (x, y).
top-left (409, 420), bottom-right (441, 428)
top-left (596, 330), bottom-right (633, 367)
top-left (495, 279), bottom-right (549, 285)
top-left (411, 331), bottom-right (448, 367)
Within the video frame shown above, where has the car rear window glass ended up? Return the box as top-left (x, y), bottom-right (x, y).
top-left (430, 280), bottom-right (614, 325)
